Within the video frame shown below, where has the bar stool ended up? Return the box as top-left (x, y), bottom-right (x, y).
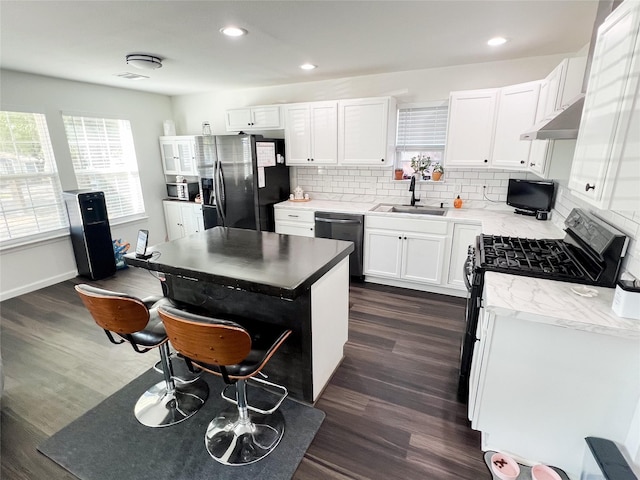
top-left (75, 284), bottom-right (209, 427)
top-left (157, 305), bottom-right (291, 465)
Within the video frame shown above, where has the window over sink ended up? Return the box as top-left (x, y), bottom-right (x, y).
top-left (395, 101), bottom-right (448, 179)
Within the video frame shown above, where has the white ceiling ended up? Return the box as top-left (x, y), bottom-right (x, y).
top-left (0, 1), bottom-right (599, 97)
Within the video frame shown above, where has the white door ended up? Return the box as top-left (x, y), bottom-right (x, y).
top-left (175, 138), bottom-right (196, 175)
top-left (284, 104), bottom-right (312, 165)
top-left (160, 141), bottom-right (178, 174)
top-left (364, 229), bottom-right (403, 278)
top-left (310, 102), bottom-right (338, 164)
top-left (225, 108), bottom-right (252, 130)
top-left (180, 203), bottom-right (201, 235)
top-left (445, 89), bottom-right (498, 167)
top-left (492, 82), bottom-right (540, 169)
top-left (569, 1), bottom-right (640, 204)
top-left (338, 98), bottom-right (388, 165)
top-left (251, 106), bottom-right (281, 129)
top-left (163, 201), bottom-right (184, 240)
top-left (447, 223), bottom-right (482, 289)
top-left (401, 233), bottom-right (446, 284)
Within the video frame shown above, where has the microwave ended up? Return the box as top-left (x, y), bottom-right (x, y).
top-left (166, 182), bottom-right (199, 201)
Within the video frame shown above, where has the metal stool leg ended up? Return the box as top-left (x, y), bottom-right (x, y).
top-left (205, 379), bottom-right (285, 465)
top-left (134, 342), bottom-right (209, 427)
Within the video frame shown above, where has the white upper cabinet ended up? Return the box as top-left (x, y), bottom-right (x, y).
top-left (527, 57), bottom-right (587, 179)
top-left (569, 0), bottom-right (640, 210)
top-left (159, 136), bottom-right (197, 176)
top-left (284, 101), bottom-right (338, 165)
top-left (338, 97), bottom-right (396, 166)
top-left (225, 105), bottom-right (282, 131)
top-left (491, 81), bottom-right (541, 169)
top-left (444, 89), bottom-right (499, 167)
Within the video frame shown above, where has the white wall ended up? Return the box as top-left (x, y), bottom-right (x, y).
top-left (0, 70), bottom-right (173, 301)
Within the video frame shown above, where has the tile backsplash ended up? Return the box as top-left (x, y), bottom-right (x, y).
top-left (292, 166), bottom-right (537, 205)
top-left (291, 166), bottom-right (640, 280)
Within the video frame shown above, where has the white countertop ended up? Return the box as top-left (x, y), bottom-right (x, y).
top-left (275, 199), bottom-right (564, 238)
top-left (484, 272), bottom-right (640, 339)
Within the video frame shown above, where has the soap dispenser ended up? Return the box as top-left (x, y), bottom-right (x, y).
top-left (454, 195), bottom-right (463, 209)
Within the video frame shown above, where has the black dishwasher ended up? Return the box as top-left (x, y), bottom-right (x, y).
top-left (314, 212), bottom-right (364, 278)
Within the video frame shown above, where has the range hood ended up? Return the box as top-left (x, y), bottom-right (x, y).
top-left (520, 0), bottom-right (620, 141)
top-left (520, 93), bottom-right (585, 140)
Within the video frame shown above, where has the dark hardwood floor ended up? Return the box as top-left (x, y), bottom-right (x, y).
top-left (1, 268), bottom-right (489, 479)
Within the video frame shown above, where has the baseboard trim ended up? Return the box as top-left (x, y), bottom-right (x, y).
top-left (364, 276), bottom-right (466, 298)
top-left (0, 270), bottom-right (78, 302)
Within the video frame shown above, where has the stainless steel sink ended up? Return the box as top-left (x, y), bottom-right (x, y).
top-left (390, 206), bottom-right (447, 216)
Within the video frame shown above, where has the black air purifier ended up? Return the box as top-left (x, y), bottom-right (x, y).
top-left (63, 190), bottom-right (116, 280)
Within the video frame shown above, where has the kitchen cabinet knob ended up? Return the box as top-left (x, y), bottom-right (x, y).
top-left (483, 159), bottom-right (488, 163)
top-left (307, 158), bottom-right (311, 162)
top-left (585, 183), bottom-right (596, 191)
top-left (403, 237), bottom-right (407, 240)
top-left (530, 163), bottom-right (536, 167)
top-left (398, 236), bottom-right (402, 239)
top-left (380, 159), bottom-right (384, 162)
top-left (520, 160), bottom-right (525, 164)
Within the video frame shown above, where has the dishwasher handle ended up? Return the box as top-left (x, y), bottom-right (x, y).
top-left (314, 217), bottom-right (362, 225)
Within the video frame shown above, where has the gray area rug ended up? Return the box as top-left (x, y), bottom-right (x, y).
top-left (38, 368), bottom-right (325, 480)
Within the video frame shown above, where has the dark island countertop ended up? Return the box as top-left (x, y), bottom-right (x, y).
top-left (124, 227), bottom-right (354, 300)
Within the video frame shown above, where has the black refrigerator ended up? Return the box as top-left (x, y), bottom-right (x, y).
top-left (63, 190), bottom-right (116, 280)
top-left (195, 134), bottom-right (290, 231)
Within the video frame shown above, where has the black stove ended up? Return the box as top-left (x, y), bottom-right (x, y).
top-left (477, 209), bottom-right (628, 287)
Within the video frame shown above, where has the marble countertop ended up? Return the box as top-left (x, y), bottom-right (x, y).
top-left (125, 227), bottom-right (354, 299)
top-left (275, 199), bottom-right (564, 238)
top-left (483, 272), bottom-right (640, 339)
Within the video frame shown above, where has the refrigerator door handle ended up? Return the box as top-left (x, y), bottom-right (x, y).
top-left (214, 157), bottom-right (226, 226)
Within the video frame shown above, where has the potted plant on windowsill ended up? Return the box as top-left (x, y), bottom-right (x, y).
top-left (431, 163), bottom-right (444, 181)
top-left (410, 154), bottom-right (431, 180)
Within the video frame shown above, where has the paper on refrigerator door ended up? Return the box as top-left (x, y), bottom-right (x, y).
top-left (256, 142), bottom-right (276, 167)
top-left (257, 167), bottom-right (266, 188)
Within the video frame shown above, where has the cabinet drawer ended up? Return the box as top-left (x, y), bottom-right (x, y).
top-left (274, 208), bottom-right (315, 223)
top-left (275, 222), bottom-right (315, 237)
top-left (366, 215), bottom-right (448, 234)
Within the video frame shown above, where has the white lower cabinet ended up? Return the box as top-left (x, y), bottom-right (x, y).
top-left (364, 215), bottom-right (447, 286)
top-left (274, 207), bottom-right (315, 237)
top-left (471, 308), bottom-right (640, 479)
top-left (163, 201), bottom-right (204, 241)
top-left (447, 222), bottom-right (482, 289)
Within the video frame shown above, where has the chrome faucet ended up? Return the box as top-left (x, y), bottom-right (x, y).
top-left (409, 176), bottom-right (420, 206)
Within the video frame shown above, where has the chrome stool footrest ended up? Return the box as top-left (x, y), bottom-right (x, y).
top-left (221, 376), bottom-right (288, 415)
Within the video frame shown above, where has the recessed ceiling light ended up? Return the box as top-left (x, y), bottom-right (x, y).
top-left (300, 63), bottom-right (317, 70)
top-left (487, 37), bottom-right (508, 46)
top-left (220, 26), bottom-right (248, 37)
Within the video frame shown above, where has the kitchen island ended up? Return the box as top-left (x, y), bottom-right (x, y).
top-left (125, 226), bottom-right (354, 403)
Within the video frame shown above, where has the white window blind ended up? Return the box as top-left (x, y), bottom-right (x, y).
top-left (0, 111), bottom-right (68, 243)
top-left (63, 115), bottom-right (145, 220)
top-left (396, 105), bottom-right (449, 151)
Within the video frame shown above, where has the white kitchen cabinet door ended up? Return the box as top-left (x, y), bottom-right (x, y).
top-left (338, 97), bottom-right (393, 166)
top-left (226, 106), bottom-right (282, 131)
top-left (569, 0), bottom-right (640, 210)
top-left (284, 102), bottom-right (337, 165)
top-left (491, 81), bottom-right (540, 170)
top-left (310, 102), bottom-right (338, 163)
top-left (401, 233), bottom-right (446, 284)
top-left (447, 223), bottom-right (482, 290)
top-left (364, 229), bottom-right (403, 278)
top-left (163, 201), bottom-right (184, 241)
top-left (159, 136), bottom-right (197, 177)
top-left (181, 203), bottom-right (202, 236)
top-left (444, 89), bottom-right (499, 167)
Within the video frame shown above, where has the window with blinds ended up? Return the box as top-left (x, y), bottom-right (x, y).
top-left (63, 115), bottom-right (145, 220)
top-left (395, 103), bottom-right (449, 178)
top-left (0, 111), bottom-right (68, 244)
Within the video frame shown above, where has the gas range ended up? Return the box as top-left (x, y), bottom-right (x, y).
top-left (476, 209), bottom-right (628, 288)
